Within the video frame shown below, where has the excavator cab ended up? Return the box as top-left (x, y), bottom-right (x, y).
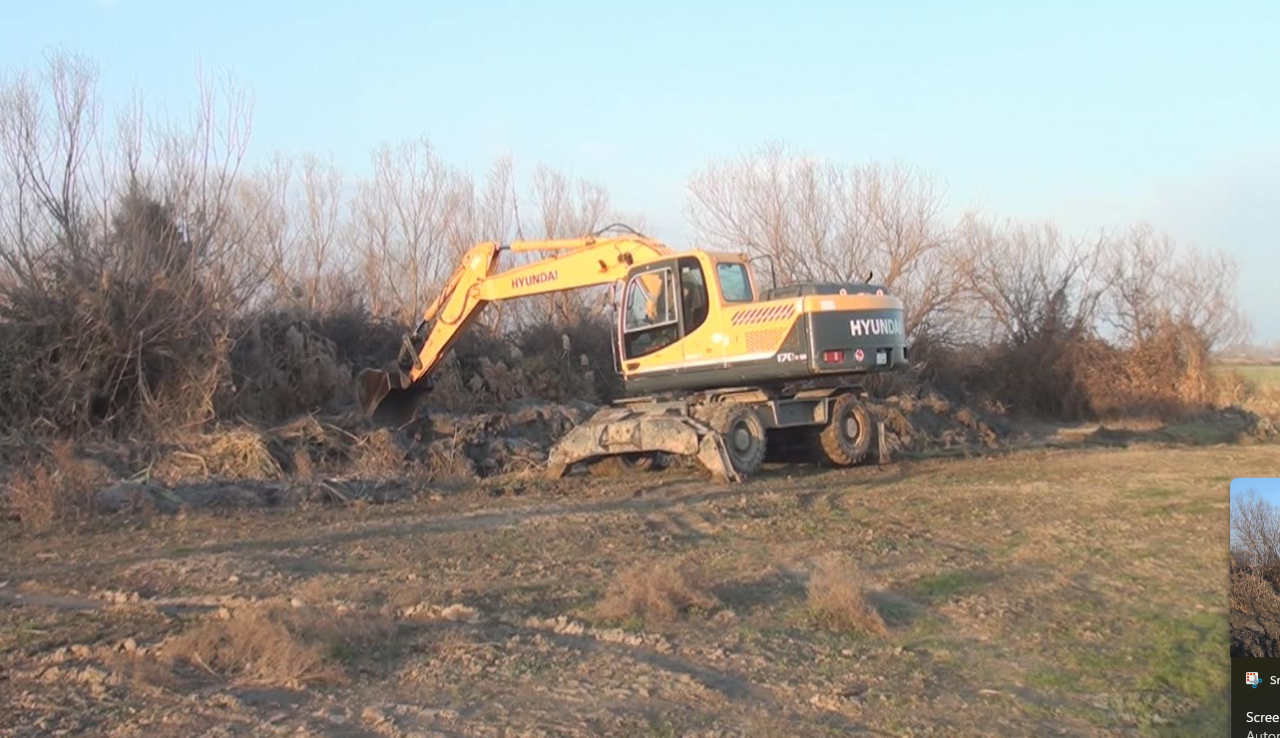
top-left (616, 253), bottom-right (759, 381)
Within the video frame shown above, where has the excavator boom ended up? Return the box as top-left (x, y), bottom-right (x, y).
top-left (357, 235), bottom-right (672, 422)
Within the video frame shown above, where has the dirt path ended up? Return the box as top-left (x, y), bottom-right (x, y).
top-left (2, 443), bottom-right (1270, 736)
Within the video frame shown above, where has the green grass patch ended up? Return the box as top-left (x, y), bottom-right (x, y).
top-left (1158, 421), bottom-right (1235, 446)
top-left (1127, 486), bottom-right (1178, 500)
top-left (1025, 668), bottom-right (1082, 691)
top-left (909, 570), bottom-right (990, 600)
top-left (1029, 609), bottom-right (1225, 735)
top-left (1222, 364), bottom-right (1280, 392)
top-left (1126, 486), bottom-right (1225, 518)
top-left (1136, 612), bottom-right (1223, 702)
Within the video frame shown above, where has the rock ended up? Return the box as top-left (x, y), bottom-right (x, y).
top-left (440, 603), bottom-right (480, 622)
top-left (712, 609), bottom-right (738, 624)
top-left (96, 481), bottom-right (169, 514)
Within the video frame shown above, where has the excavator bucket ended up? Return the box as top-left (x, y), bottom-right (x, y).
top-left (546, 406), bottom-right (742, 484)
top-left (356, 367), bottom-right (430, 426)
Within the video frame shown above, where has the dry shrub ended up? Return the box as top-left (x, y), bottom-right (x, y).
top-left (421, 319), bottom-right (613, 412)
top-left (1073, 322), bottom-right (1219, 419)
top-left (1244, 386), bottom-right (1280, 422)
top-left (0, 191), bottom-right (240, 437)
top-left (166, 606), bottom-right (336, 686)
top-left (516, 318), bottom-right (619, 402)
top-left (595, 560), bottom-right (718, 623)
top-left (291, 447), bottom-right (316, 482)
top-left (421, 434), bottom-right (477, 481)
top-left (4, 442), bottom-right (109, 530)
top-left (807, 556), bottom-right (887, 636)
top-left (1232, 572), bottom-right (1280, 620)
top-left (165, 601), bottom-right (393, 686)
top-left (922, 317), bottom-right (1231, 422)
top-left (228, 314), bottom-right (356, 423)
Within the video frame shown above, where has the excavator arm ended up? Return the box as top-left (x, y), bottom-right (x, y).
top-left (358, 234), bottom-right (673, 421)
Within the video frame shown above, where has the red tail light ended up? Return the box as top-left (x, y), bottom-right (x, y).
top-left (822, 350), bottom-right (844, 364)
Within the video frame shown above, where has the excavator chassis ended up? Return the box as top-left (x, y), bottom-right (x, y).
top-left (546, 386), bottom-right (873, 484)
top-left (546, 403), bottom-right (743, 484)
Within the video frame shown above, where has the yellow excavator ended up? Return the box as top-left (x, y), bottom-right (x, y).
top-left (357, 227), bottom-right (908, 482)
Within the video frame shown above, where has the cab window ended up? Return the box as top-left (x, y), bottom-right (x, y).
top-left (623, 269), bottom-right (676, 331)
top-left (678, 258), bottom-right (709, 333)
top-left (717, 263), bottom-right (754, 302)
top-left (623, 268), bottom-right (679, 358)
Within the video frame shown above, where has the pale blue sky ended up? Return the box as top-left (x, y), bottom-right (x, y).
top-left (5, 1), bottom-right (1278, 338)
top-left (1232, 478), bottom-right (1280, 508)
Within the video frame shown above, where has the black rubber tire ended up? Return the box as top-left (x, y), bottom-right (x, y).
top-left (709, 404), bottom-right (767, 477)
top-left (588, 452), bottom-right (669, 476)
top-left (816, 394), bottom-right (872, 467)
top-left (621, 452), bottom-right (670, 472)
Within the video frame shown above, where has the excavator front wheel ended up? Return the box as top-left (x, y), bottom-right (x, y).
top-left (709, 404), bottom-right (767, 477)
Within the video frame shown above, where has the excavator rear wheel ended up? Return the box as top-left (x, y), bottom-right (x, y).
top-left (815, 394), bottom-right (872, 467)
top-left (709, 404), bottom-right (766, 477)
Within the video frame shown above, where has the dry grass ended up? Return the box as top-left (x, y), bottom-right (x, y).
top-left (1231, 571), bottom-right (1280, 619)
top-left (165, 606), bottom-right (336, 686)
top-left (806, 555), bottom-right (887, 636)
top-left (104, 651), bottom-right (179, 692)
top-left (3, 442), bottom-right (109, 531)
top-left (595, 560), bottom-right (719, 623)
top-left (154, 428), bottom-right (283, 483)
top-left (350, 428), bottom-right (411, 478)
top-left (164, 601), bottom-right (394, 687)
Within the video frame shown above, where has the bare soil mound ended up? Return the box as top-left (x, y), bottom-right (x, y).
top-left (868, 391), bottom-right (1007, 457)
top-left (1231, 610), bottom-right (1280, 658)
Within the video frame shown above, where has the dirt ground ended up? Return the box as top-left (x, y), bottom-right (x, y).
top-left (1, 442), bottom-right (1269, 737)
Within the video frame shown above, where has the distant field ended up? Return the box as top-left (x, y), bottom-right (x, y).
top-left (1220, 364), bottom-right (1280, 392)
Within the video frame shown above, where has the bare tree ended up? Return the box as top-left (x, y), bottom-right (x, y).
top-left (1233, 490), bottom-right (1280, 571)
top-left (686, 143), bottom-right (960, 338)
top-left (476, 154), bottom-right (516, 243)
top-left (512, 164), bottom-right (612, 327)
top-left (0, 53), bottom-right (101, 285)
top-left (0, 53), bottom-right (261, 433)
top-left (955, 215), bottom-right (1108, 345)
top-left (350, 139), bottom-right (471, 323)
top-left (1106, 224), bottom-right (1248, 351)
